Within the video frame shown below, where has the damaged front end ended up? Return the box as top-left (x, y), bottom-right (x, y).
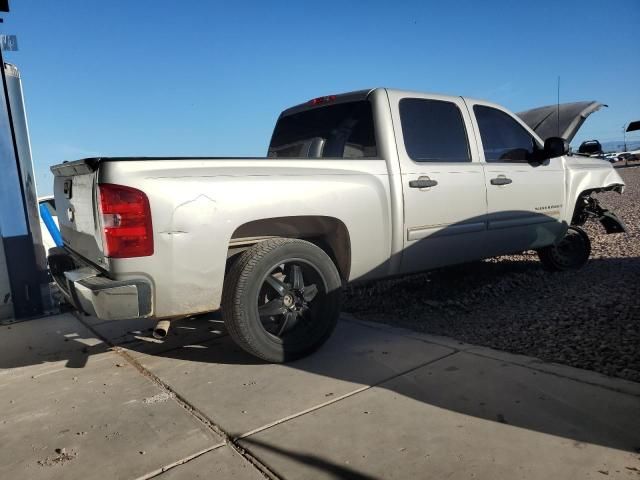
top-left (571, 187), bottom-right (627, 234)
top-left (518, 98), bottom-right (627, 236)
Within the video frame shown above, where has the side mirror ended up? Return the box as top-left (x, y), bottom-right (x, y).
top-left (544, 136), bottom-right (569, 158)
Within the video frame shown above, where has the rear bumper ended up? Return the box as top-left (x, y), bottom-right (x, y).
top-left (48, 247), bottom-right (152, 320)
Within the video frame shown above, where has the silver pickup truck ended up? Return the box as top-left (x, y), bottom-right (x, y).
top-left (49, 88), bottom-right (626, 362)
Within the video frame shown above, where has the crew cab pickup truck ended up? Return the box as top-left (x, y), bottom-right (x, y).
top-left (49, 88), bottom-right (626, 362)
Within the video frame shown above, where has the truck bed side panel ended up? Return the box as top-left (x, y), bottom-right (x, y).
top-left (98, 158), bottom-right (392, 318)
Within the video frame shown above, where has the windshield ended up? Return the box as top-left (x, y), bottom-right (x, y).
top-left (268, 100), bottom-right (377, 159)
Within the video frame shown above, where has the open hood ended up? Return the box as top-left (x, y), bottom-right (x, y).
top-left (517, 101), bottom-right (606, 143)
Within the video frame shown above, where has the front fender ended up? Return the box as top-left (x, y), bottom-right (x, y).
top-left (564, 156), bottom-right (624, 223)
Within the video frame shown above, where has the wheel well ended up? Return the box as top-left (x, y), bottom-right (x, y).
top-left (571, 190), bottom-right (594, 226)
top-left (226, 216), bottom-right (351, 280)
top-left (571, 184), bottom-right (624, 225)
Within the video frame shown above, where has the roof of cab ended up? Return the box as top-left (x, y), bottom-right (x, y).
top-left (279, 88), bottom-right (493, 119)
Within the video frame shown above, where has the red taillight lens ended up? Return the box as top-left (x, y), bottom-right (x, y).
top-left (98, 183), bottom-right (153, 258)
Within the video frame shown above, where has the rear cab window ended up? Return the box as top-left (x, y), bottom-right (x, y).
top-left (269, 100), bottom-right (377, 159)
top-left (399, 98), bottom-right (471, 162)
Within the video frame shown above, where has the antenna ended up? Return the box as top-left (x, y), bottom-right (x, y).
top-left (556, 76), bottom-right (560, 137)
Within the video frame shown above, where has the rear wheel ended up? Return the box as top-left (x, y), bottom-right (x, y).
top-left (537, 226), bottom-right (591, 271)
top-left (222, 238), bottom-right (342, 362)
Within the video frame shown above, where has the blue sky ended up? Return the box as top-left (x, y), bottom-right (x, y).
top-left (2, 0), bottom-right (639, 194)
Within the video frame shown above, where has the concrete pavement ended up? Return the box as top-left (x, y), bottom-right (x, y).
top-left (1, 312), bottom-right (639, 479)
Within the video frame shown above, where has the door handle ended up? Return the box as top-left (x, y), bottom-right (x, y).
top-left (409, 177), bottom-right (438, 189)
top-left (490, 176), bottom-right (513, 186)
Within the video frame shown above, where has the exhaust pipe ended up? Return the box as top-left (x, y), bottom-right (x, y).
top-left (153, 320), bottom-right (171, 339)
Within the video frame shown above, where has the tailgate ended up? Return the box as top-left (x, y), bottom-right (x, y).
top-left (51, 160), bottom-right (106, 267)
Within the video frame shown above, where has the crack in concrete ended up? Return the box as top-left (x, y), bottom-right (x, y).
top-left (72, 312), bottom-right (277, 480)
top-left (234, 349), bottom-right (459, 442)
top-left (72, 311), bottom-right (461, 479)
top-left (73, 312), bottom-right (538, 479)
top-left (132, 444), bottom-right (226, 480)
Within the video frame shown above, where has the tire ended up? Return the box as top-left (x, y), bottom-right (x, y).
top-left (537, 226), bottom-right (591, 271)
top-left (222, 238), bottom-right (342, 362)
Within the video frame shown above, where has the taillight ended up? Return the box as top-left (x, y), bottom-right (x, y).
top-left (98, 183), bottom-right (153, 258)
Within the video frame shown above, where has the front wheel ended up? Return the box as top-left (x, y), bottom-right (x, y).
top-left (222, 238), bottom-right (342, 363)
top-left (537, 226), bottom-right (591, 271)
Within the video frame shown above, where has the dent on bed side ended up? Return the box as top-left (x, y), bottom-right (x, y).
top-left (159, 194), bottom-right (218, 236)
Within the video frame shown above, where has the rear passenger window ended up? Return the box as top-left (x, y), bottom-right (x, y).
top-left (399, 98), bottom-right (471, 162)
top-left (474, 105), bottom-right (537, 162)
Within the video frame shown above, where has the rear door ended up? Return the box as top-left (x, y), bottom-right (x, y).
top-left (467, 101), bottom-right (566, 256)
top-left (387, 91), bottom-right (488, 274)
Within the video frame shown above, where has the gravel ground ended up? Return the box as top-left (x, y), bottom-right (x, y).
top-left (344, 166), bottom-right (640, 383)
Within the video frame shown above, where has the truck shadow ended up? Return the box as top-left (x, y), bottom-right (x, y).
top-left (1, 211), bottom-right (638, 464)
top-left (6, 255), bottom-right (634, 455)
top-left (140, 253), bottom-right (640, 454)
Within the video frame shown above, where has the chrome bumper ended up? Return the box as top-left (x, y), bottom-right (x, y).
top-left (48, 248), bottom-right (152, 320)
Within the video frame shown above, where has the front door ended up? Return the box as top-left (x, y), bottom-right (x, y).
top-left (387, 92), bottom-right (488, 274)
top-left (468, 102), bottom-right (566, 256)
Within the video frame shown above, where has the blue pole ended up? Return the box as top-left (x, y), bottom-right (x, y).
top-left (39, 203), bottom-right (63, 247)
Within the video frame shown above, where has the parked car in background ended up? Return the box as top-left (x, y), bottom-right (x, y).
top-left (578, 140), bottom-right (603, 156)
